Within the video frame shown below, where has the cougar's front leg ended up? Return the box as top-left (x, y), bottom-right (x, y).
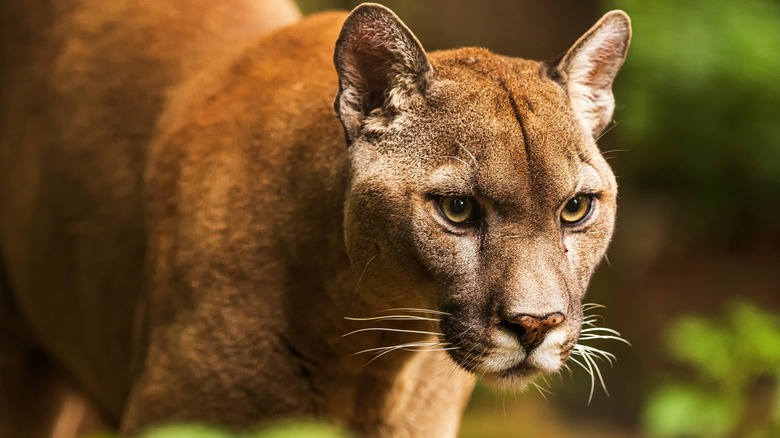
top-left (0, 325), bottom-right (109, 438)
top-left (120, 286), bottom-right (311, 434)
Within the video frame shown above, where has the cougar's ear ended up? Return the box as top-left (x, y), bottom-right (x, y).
top-left (554, 10), bottom-right (631, 138)
top-left (333, 3), bottom-right (433, 143)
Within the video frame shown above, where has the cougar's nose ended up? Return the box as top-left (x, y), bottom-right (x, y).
top-left (503, 312), bottom-right (566, 350)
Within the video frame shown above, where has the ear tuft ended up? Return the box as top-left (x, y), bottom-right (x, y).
top-left (556, 10), bottom-right (631, 138)
top-left (334, 3), bottom-right (432, 143)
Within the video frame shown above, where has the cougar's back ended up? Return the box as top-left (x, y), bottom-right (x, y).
top-left (0, 0), bottom-right (301, 419)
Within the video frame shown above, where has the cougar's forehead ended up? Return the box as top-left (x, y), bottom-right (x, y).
top-left (424, 48), bottom-right (608, 208)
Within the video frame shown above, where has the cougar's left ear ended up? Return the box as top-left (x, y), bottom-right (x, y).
top-left (334, 3), bottom-right (433, 143)
top-left (554, 10), bottom-right (631, 138)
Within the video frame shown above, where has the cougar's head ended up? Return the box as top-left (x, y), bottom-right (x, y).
top-left (335, 4), bottom-right (630, 388)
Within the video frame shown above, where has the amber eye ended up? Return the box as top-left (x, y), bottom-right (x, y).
top-left (560, 194), bottom-right (593, 225)
top-left (438, 196), bottom-right (477, 224)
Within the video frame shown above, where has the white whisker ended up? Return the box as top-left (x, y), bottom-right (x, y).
top-left (365, 343), bottom-right (426, 364)
top-left (354, 254), bottom-right (377, 292)
top-left (582, 316), bottom-right (604, 325)
top-left (569, 351), bottom-right (596, 404)
top-left (377, 307), bottom-right (450, 316)
top-left (361, 343), bottom-right (459, 365)
top-left (567, 302), bottom-right (631, 404)
top-left (580, 326), bottom-right (623, 336)
top-left (582, 303), bottom-right (606, 312)
top-left (354, 341), bottom-right (456, 356)
top-left (447, 155), bottom-right (472, 168)
top-left (342, 327), bottom-right (443, 337)
top-left (595, 120), bottom-right (620, 142)
top-left (456, 140), bottom-right (479, 167)
top-left (535, 375), bottom-right (554, 398)
top-left (579, 334), bottom-right (631, 346)
top-left (345, 315), bottom-right (441, 322)
top-left (352, 341), bottom-right (438, 356)
top-left (578, 346), bottom-right (609, 398)
top-left (561, 363), bottom-right (574, 379)
top-left (344, 307), bottom-right (455, 365)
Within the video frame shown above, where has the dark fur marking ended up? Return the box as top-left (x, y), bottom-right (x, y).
top-left (278, 334), bottom-right (323, 401)
top-left (542, 55), bottom-right (565, 85)
top-left (497, 80), bottom-right (533, 161)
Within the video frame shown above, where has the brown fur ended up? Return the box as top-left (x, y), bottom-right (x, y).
top-left (0, 2), bottom-right (630, 437)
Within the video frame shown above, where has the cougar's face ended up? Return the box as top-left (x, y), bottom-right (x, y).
top-left (343, 53), bottom-right (617, 388)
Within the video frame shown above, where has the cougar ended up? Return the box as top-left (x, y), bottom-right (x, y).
top-left (0, 1), bottom-right (631, 436)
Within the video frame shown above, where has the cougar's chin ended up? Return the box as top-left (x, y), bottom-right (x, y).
top-left (479, 363), bottom-right (542, 390)
top-left (445, 328), bottom-right (571, 390)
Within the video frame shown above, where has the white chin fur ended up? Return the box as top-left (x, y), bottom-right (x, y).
top-left (527, 330), bottom-right (567, 372)
top-left (475, 329), bottom-right (566, 390)
top-left (480, 368), bottom-right (541, 391)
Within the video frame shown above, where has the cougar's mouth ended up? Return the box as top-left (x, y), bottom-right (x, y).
top-left (436, 305), bottom-right (628, 398)
top-left (499, 361), bottom-right (534, 377)
top-left (441, 320), bottom-right (571, 389)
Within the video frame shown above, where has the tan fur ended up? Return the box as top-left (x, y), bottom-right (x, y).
top-left (0, 2), bottom-right (630, 437)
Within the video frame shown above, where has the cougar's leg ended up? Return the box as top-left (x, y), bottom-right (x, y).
top-left (0, 323), bottom-right (113, 438)
top-left (0, 262), bottom-right (109, 438)
top-left (0, 328), bottom-right (57, 438)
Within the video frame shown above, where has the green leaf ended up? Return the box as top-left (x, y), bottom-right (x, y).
top-left (729, 301), bottom-right (780, 368)
top-left (252, 422), bottom-right (349, 438)
top-left (643, 385), bottom-right (740, 437)
top-left (665, 316), bottom-right (734, 381)
top-left (139, 424), bottom-right (235, 438)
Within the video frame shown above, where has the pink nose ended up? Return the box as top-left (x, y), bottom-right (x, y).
top-left (504, 312), bottom-right (566, 350)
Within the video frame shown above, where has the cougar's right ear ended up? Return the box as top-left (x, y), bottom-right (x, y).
top-left (554, 10), bottom-right (631, 138)
top-left (333, 3), bottom-right (433, 144)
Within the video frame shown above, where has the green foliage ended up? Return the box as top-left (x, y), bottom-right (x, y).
top-left (606, 0), bottom-right (780, 233)
top-left (138, 424), bottom-right (230, 438)
top-left (642, 301), bottom-right (780, 437)
top-left (83, 422), bottom-right (349, 438)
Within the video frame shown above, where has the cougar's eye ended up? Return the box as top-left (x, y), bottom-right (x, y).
top-left (438, 196), bottom-right (477, 224)
top-left (560, 194), bottom-right (593, 225)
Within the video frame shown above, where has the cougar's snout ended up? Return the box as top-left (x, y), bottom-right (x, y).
top-left (503, 312), bottom-right (566, 350)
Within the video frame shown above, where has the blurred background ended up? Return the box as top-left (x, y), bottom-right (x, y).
top-left (292, 0), bottom-right (780, 437)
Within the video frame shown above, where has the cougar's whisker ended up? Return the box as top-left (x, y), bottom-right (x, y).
top-left (352, 341), bottom-right (437, 357)
top-left (342, 327), bottom-right (443, 337)
top-left (569, 351), bottom-right (596, 404)
top-left (579, 345), bottom-right (609, 398)
top-left (362, 342), bottom-right (456, 356)
top-left (561, 363), bottom-right (574, 379)
top-left (345, 315), bottom-right (441, 322)
top-left (365, 343), bottom-right (428, 365)
top-left (582, 316), bottom-right (605, 326)
top-left (376, 307), bottom-right (450, 316)
top-left (354, 254), bottom-right (378, 292)
top-left (568, 301), bottom-right (631, 403)
top-left (582, 303), bottom-right (606, 311)
top-left (447, 155), bottom-right (472, 168)
top-left (579, 334), bottom-right (631, 346)
top-left (532, 382), bottom-right (547, 398)
top-left (580, 326), bottom-right (623, 336)
top-left (538, 375), bottom-right (554, 396)
top-left (595, 120), bottom-right (621, 142)
top-left (585, 351), bottom-right (615, 367)
top-left (344, 307), bottom-right (453, 364)
top-left (456, 140), bottom-right (479, 167)
top-left (362, 342), bottom-right (457, 365)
